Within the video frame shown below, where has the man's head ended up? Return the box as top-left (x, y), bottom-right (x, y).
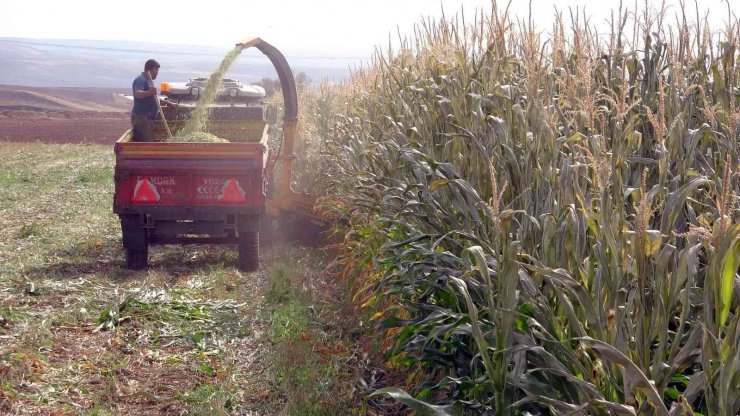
top-left (144, 59), bottom-right (160, 79)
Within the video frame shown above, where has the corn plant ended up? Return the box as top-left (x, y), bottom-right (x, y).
top-left (310, 1), bottom-right (739, 414)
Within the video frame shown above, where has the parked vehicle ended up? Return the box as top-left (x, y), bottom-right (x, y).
top-left (161, 77), bottom-right (265, 104)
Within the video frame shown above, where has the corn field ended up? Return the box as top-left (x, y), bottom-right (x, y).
top-left (302, 1), bottom-right (740, 414)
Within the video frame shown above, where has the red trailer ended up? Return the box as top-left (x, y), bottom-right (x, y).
top-left (113, 123), bottom-right (269, 271)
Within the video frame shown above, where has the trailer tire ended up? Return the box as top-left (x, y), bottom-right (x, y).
top-left (238, 231), bottom-right (259, 272)
top-left (120, 214), bottom-right (148, 270)
top-left (126, 247), bottom-right (148, 270)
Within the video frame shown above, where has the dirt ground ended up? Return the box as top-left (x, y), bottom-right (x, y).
top-left (0, 85), bottom-right (132, 144)
top-left (0, 111), bottom-right (129, 144)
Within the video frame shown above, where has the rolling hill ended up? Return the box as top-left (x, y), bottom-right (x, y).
top-left (0, 85), bottom-right (130, 112)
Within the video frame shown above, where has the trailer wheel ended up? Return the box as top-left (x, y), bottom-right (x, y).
top-left (238, 231), bottom-right (259, 272)
top-left (120, 214), bottom-right (149, 270)
top-left (126, 247), bottom-right (148, 270)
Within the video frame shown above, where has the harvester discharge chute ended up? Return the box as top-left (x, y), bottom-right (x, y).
top-left (235, 37), bottom-right (329, 243)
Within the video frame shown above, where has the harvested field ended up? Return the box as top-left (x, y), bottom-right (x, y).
top-left (0, 85), bottom-right (131, 112)
top-left (0, 112), bottom-right (129, 144)
top-left (0, 142), bottom-right (363, 415)
top-left (0, 85), bottom-right (132, 144)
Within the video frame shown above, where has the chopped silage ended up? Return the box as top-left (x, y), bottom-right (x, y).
top-left (168, 131), bottom-right (229, 143)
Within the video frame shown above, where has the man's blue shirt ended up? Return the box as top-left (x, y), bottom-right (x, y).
top-left (131, 73), bottom-right (158, 119)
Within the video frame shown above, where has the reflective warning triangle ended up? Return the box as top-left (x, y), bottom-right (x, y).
top-left (132, 178), bottom-right (161, 202)
top-left (219, 178), bottom-right (246, 203)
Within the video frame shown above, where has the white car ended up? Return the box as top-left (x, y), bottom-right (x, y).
top-left (162, 78), bottom-right (266, 104)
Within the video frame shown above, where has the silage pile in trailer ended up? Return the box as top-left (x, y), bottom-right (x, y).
top-left (315, 1), bottom-right (740, 414)
top-left (170, 131), bottom-right (229, 143)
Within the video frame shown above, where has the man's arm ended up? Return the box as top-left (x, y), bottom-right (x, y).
top-left (133, 71), bottom-right (177, 107)
top-left (133, 86), bottom-right (157, 99)
top-left (160, 98), bottom-right (178, 108)
top-left (133, 75), bottom-right (157, 99)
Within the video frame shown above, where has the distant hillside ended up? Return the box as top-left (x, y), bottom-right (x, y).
top-left (0, 85), bottom-right (130, 112)
top-left (0, 38), bottom-right (357, 88)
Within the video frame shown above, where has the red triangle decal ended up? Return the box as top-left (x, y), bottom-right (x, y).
top-left (132, 178), bottom-right (161, 202)
top-left (219, 179), bottom-right (246, 203)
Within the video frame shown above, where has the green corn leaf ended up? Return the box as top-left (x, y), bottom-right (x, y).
top-left (448, 276), bottom-right (497, 390)
top-left (719, 238), bottom-right (739, 327)
top-left (581, 338), bottom-right (669, 416)
top-left (368, 387), bottom-right (462, 416)
top-left (660, 177), bottom-right (711, 236)
top-left (462, 245), bottom-right (496, 313)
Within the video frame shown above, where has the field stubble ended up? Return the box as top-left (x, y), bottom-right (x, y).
top-left (0, 142), bottom-right (364, 415)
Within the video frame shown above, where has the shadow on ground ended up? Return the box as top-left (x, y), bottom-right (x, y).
top-left (23, 238), bottom-right (250, 282)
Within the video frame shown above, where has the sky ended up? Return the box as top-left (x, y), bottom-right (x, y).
top-left (1, 0), bottom-right (737, 58)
